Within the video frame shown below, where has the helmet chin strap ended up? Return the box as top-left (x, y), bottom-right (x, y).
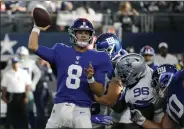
top-left (76, 41), bottom-right (89, 47)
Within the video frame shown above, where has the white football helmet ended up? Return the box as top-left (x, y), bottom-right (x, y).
top-left (16, 46), bottom-right (29, 60)
top-left (114, 53), bottom-right (146, 86)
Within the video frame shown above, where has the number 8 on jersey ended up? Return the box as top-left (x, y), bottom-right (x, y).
top-left (66, 64), bottom-right (82, 89)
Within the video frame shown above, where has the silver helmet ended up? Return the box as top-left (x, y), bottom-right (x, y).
top-left (16, 46), bottom-right (29, 61)
top-left (114, 53), bottom-right (146, 86)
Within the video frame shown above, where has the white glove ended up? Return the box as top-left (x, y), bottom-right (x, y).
top-left (130, 109), bottom-right (146, 126)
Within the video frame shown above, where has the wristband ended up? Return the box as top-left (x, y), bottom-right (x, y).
top-left (32, 27), bottom-right (40, 35)
top-left (87, 76), bottom-right (95, 83)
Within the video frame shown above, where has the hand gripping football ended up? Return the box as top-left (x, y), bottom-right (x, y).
top-left (33, 7), bottom-right (52, 27)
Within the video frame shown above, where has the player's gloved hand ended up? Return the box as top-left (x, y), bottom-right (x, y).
top-left (91, 115), bottom-right (113, 125)
top-left (130, 108), bottom-right (146, 126)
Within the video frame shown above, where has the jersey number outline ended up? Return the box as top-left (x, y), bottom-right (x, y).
top-left (133, 87), bottom-right (149, 97)
top-left (168, 94), bottom-right (183, 119)
top-left (66, 64), bottom-right (82, 89)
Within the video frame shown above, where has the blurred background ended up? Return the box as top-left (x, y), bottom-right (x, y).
top-left (0, 1), bottom-right (184, 129)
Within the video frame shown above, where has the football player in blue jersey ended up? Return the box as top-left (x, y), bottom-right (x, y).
top-left (130, 65), bottom-right (184, 128)
top-left (91, 33), bottom-right (127, 128)
top-left (140, 45), bottom-right (158, 70)
top-left (95, 33), bottom-right (127, 64)
top-left (151, 64), bottom-right (177, 123)
top-left (28, 18), bottom-right (113, 128)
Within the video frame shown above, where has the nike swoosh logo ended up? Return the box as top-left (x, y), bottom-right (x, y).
top-left (95, 117), bottom-right (100, 121)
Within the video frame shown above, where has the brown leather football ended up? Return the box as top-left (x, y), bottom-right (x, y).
top-left (33, 7), bottom-right (52, 27)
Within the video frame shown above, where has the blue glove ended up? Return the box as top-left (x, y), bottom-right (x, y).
top-left (91, 115), bottom-right (113, 125)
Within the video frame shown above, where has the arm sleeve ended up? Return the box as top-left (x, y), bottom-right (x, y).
top-left (34, 43), bottom-right (60, 64)
top-left (111, 99), bottom-right (127, 113)
top-left (31, 63), bottom-right (41, 91)
top-left (94, 54), bottom-right (113, 86)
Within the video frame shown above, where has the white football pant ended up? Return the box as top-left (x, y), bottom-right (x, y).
top-left (45, 103), bottom-right (92, 128)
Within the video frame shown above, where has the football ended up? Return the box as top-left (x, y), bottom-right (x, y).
top-left (33, 7), bottom-right (52, 27)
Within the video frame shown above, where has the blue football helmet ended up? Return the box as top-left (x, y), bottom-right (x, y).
top-left (151, 64), bottom-right (177, 98)
top-left (95, 33), bottom-right (122, 59)
top-left (68, 18), bottom-right (95, 47)
top-left (140, 45), bottom-right (155, 65)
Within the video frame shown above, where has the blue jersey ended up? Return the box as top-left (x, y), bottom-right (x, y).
top-left (35, 43), bottom-right (113, 107)
top-left (148, 63), bottom-right (158, 71)
top-left (166, 70), bottom-right (184, 127)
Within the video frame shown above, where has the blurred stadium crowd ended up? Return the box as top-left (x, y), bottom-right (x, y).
top-left (1, 1), bottom-right (184, 33)
top-left (0, 1), bottom-right (184, 129)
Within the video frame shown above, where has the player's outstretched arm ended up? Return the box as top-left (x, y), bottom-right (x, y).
top-left (94, 77), bottom-right (123, 106)
top-left (131, 108), bottom-right (173, 129)
top-left (28, 25), bottom-right (57, 64)
top-left (28, 25), bottom-right (50, 52)
top-left (142, 119), bottom-right (162, 129)
top-left (89, 82), bottom-right (104, 97)
top-left (143, 113), bottom-right (173, 129)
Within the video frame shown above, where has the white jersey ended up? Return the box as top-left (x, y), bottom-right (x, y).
top-left (154, 54), bottom-right (178, 65)
top-left (119, 66), bottom-right (154, 123)
top-left (2, 58), bottom-right (41, 91)
top-left (124, 66), bottom-right (153, 105)
top-left (1, 68), bottom-right (32, 93)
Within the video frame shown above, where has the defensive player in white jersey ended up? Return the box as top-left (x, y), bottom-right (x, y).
top-left (95, 53), bottom-right (155, 129)
top-left (2, 46), bottom-right (41, 128)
